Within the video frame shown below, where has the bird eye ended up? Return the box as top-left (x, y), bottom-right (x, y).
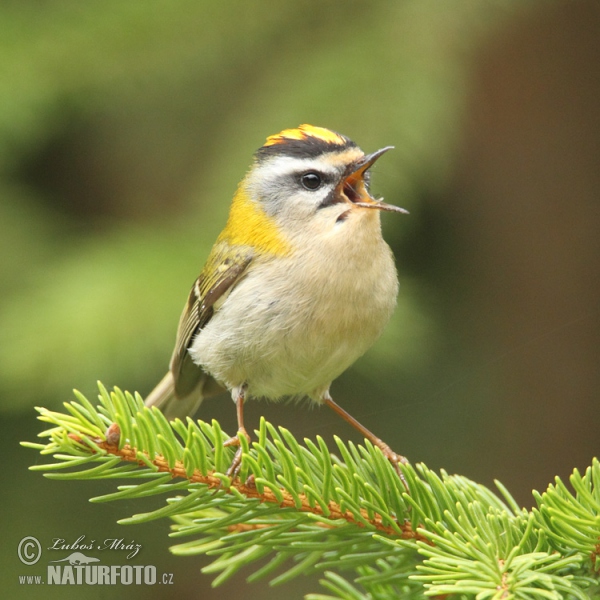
top-left (300, 172), bottom-right (322, 190)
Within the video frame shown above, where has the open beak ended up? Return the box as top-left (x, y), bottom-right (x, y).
top-left (340, 146), bottom-right (409, 214)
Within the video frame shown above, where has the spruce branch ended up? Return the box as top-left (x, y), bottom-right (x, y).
top-left (23, 384), bottom-right (600, 599)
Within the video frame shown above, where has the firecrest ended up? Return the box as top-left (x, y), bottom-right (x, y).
top-left (145, 124), bottom-right (409, 476)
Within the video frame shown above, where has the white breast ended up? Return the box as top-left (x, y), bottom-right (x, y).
top-left (189, 209), bottom-right (398, 402)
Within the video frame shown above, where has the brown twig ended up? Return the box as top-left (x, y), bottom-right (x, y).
top-left (68, 433), bottom-right (425, 542)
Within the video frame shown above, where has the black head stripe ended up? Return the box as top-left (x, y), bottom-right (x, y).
top-left (255, 134), bottom-right (356, 162)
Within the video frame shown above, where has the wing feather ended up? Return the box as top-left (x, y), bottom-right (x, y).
top-left (169, 241), bottom-right (253, 399)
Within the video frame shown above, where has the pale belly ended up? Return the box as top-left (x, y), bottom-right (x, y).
top-left (189, 239), bottom-right (398, 401)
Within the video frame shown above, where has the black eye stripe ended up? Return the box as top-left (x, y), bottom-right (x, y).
top-left (317, 189), bottom-right (340, 209)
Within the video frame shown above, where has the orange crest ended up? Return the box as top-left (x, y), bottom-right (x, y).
top-left (263, 124), bottom-right (348, 148)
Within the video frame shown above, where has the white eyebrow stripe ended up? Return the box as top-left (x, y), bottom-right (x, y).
top-left (258, 156), bottom-right (339, 180)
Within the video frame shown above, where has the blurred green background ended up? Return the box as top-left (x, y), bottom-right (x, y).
top-left (3, 1), bottom-right (599, 598)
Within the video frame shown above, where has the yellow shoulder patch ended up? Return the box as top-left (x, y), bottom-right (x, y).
top-left (264, 124), bottom-right (347, 147)
top-left (218, 184), bottom-right (293, 257)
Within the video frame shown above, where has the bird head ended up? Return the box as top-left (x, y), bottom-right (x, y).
top-left (220, 125), bottom-right (407, 255)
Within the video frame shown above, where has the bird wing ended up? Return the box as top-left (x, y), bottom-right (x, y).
top-left (169, 240), bottom-right (253, 399)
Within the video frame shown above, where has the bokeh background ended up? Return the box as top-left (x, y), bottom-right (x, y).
top-left (3, 1), bottom-right (599, 598)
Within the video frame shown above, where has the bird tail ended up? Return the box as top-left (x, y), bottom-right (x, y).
top-left (144, 371), bottom-right (205, 421)
top-left (145, 371), bottom-right (225, 421)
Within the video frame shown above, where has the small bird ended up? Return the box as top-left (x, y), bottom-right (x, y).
top-left (146, 124), bottom-right (409, 476)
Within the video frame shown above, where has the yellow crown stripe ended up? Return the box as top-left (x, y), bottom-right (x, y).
top-left (263, 124), bottom-right (347, 147)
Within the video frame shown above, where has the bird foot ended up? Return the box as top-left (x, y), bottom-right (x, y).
top-left (223, 427), bottom-right (251, 481)
top-left (223, 427), bottom-right (251, 448)
top-left (376, 441), bottom-right (410, 493)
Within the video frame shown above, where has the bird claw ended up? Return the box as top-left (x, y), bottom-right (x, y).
top-left (213, 428), bottom-right (251, 491)
top-left (226, 447), bottom-right (244, 481)
top-left (377, 442), bottom-right (410, 493)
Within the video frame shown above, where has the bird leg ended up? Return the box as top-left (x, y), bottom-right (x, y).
top-left (223, 385), bottom-right (251, 480)
top-left (323, 394), bottom-right (409, 492)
